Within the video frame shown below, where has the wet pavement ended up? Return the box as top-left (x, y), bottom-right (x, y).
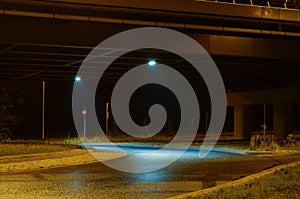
top-left (0, 148), bottom-right (299, 199)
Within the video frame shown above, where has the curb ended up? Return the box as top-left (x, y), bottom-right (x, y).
top-left (0, 159), bottom-right (99, 175)
top-left (0, 149), bottom-right (125, 174)
top-left (247, 150), bottom-right (300, 155)
top-left (166, 160), bottom-right (300, 199)
top-left (0, 149), bottom-right (84, 161)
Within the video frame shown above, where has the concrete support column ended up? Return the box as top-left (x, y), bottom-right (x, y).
top-left (273, 103), bottom-right (293, 140)
top-left (234, 105), bottom-right (251, 140)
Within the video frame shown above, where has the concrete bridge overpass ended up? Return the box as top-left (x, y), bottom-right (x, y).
top-left (1, 0), bottom-right (300, 140)
top-left (1, 0), bottom-right (300, 88)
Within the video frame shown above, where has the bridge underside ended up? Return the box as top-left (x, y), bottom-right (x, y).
top-left (1, 14), bottom-right (300, 92)
top-left (1, 0), bottom-right (300, 140)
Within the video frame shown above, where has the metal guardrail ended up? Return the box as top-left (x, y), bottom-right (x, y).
top-left (207, 0), bottom-right (299, 9)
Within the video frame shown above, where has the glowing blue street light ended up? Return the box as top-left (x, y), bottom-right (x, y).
top-left (75, 76), bottom-right (81, 82)
top-left (147, 60), bottom-right (157, 67)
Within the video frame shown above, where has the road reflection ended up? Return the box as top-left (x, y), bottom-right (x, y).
top-left (66, 170), bottom-right (89, 191)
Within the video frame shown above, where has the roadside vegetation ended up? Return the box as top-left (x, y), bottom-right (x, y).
top-left (65, 135), bottom-right (175, 144)
top-left (198, 165), bottom-right (300, 199)
top-left (0, 142), bottom-right (78, 156)
top-left (65, 135), bottom-right (299, 151)
top-left (250, 133), bottom-right (299, 151)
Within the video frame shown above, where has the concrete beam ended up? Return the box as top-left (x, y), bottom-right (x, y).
top-left (1, 14), bottom-right (300, 61)
top-left (20, 0), bottom-right (300, 23)
top-left (227, 87), bottom-right (300, 106)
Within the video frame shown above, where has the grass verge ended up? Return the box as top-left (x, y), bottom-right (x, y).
top-left (0, 143), bottom-right (78, 156)
top-left (199, 165), bottom-right (300, 199)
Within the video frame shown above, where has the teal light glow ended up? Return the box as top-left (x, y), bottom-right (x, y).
top-left (75, 76), bottom-right (81, 82)
top-left (147, 60), bottom-right (157, 66)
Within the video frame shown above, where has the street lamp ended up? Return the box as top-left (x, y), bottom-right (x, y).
top-left (147, 59), bottom-right (157, 67)
top-left (75, 76), bottom-right (81, 82)
top-left (106, 102), bottom-right (109, 137)
top-left (74, 76), bottom-right (87, 141)
top-left (42, 81), bottom-right (45, 141)
top-left (82, 107), bottom-right (87, 141)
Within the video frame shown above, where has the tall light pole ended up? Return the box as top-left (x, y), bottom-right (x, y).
top-left (75, 76), bottom-right (85, 140)
top-left (82, 107), bottom-right (87, 141)
top-left (42, 81), bottom-right (45, 141)
top-left (205, 112), bottom-right (209, 133)
top-left (106, 102), bottom-right (109, 137)
top-left (263, 104), bottom-right (267, 138)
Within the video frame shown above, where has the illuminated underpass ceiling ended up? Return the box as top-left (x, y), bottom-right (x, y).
top-left (1, 0), bottom-right (300, 92)
top-left (1, 41), bottom-right (300, 92)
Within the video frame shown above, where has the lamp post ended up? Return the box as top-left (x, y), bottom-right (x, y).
top-left (42, 81), bottom-right (45, 141)
top-left (82, 107), bottom-right (87, 140)
top-left (74, 76), bottom-right (85, 140)
top-left (205, 111), bottom-right (209, 133)
top-left (263, 104), bottom-right (267, 138)
top-left (106, 102), bottom-right (109, 137)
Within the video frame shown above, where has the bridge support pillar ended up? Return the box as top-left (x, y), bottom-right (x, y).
top-left (234, 105), bottom-right (251, 140)
top-left (273, 103), bottom-right (293, 140)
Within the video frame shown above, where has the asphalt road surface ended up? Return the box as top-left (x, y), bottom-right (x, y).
top-left (1, 147), bottom-right (300, 199)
